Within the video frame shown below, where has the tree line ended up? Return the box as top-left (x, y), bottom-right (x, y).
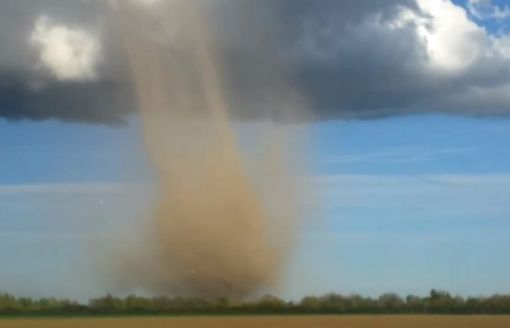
top-left (2, 290), bottom-right (510, 316)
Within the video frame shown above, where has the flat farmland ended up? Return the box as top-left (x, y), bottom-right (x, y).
top-left (2, 316), bottom-right (510, 328)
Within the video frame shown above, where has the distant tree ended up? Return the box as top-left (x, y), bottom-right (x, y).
top-left (256, 295), bottom-right (286, 312)
top-left (89, 294), bottom-right (124, 313)
top-left (3, 289), bottom-right (510, 316)
top-left (378, 293), bottom-right (404, 313)
top-left (406, 295), bottom-right (425, 313)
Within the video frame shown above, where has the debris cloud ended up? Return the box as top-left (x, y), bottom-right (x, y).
top-left (114, 1), bottom-right (306, 300)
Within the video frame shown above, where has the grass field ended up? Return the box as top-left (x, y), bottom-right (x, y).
top-left (1, 316), bottom-right (510, 328)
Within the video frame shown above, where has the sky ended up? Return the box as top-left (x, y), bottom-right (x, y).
top-left (1, 0), bottom-right (510, 301)
top-left (3, 114), bottom-right (510, 301)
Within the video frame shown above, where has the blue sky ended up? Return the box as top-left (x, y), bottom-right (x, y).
top-left (454, 0), bottom-right (510, 35)
top-left (2, 114), bottom-right (510, 301)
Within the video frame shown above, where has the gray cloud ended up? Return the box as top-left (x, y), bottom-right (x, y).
top-left (1, 0), bottom-right (510, 123)
top-left (0, 73), bottom-right (133, 123)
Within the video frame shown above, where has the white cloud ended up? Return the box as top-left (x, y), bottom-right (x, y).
top-left (321, 146), bottom-right (475, 165)
top-left (393, 0), bottom-right (487, 72)
top-left (468, 0), bottom-right (493, 19)
top-left (0, 182), bottom-right (140, 194)
top-left (30, 15), bottom-right (101, 81)
top-left (467, 0), bottom-right (510, 20)
top-left (493, 6), bottom-right (510, 20)
top-left (131, 0), bottom-right (161, 6)
top-left (311, 174), bottom-right (510, 218)
top-left (107, 0), bottom-right (162, 8)
top-left (388, 0), bottom-right (510, 78)
top-left (493, 35), bottom-right (510, 58)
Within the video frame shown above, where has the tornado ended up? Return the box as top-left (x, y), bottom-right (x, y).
top-left (113, 0), bottom-right (306, 300)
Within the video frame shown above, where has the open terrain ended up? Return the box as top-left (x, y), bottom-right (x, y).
top-left (2, 316), bottom-right (510, 328)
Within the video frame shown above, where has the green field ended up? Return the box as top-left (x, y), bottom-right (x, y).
top-left (2, 316), bottom-right (510, 328)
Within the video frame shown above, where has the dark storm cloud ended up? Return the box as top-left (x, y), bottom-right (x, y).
top-left (0, 73), bottom-right (133, 123)
top-left (1, 0), bottom-right (510, 123)
top-left (210, 0), bottom-right (425, 120)
top-left (213, 0), bottom-right (510, 120)
top-left (0, 0), bottom-right (132, 123)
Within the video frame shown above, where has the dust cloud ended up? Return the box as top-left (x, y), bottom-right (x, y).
top-left (112, 1), bottom-right (307, 300)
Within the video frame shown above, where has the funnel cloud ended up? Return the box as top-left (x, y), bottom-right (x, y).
top-left (114, 1), bottom-right (304, 299)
